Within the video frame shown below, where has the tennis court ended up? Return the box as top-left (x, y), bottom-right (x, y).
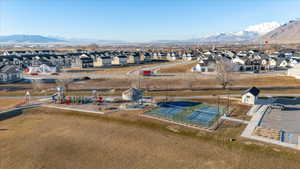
top-left (145, 101), bottom-right (223, 127)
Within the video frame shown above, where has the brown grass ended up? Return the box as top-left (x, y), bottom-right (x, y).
top-left (158, 62), bottom-right (198, 73)
top-left (1, 107), bottom-right (300, 169)
top-left (234, 76), bottom-right (300, 87)
top-left (0, 98), bottom-right (25, 111)
top-left (63, 61), bottom-right (172, 74)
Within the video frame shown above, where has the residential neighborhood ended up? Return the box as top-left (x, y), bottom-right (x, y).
top-left (1, 48), bottom-right (300, 81)
top-left (2, 0), bottom-right (300, 169)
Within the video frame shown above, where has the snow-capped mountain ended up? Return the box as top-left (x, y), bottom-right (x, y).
top-left (192, 22), bottom-right (281, 43)
top-left (244, 21), bottom-right (281, 35)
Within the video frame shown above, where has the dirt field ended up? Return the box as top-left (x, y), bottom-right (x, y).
top-left (0, 98), bottom-right (25, 111)
top-left (1, 107), bottom-right (300, 169)
top-left (158, 61), bottom-right (198, 73)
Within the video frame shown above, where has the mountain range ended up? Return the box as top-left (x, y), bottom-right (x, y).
top-left (0, 35), bottom-right (66, 43)
top-left (0, 35), bottom-right (127, 44)
top-left (1, 20), bottom-right (299, 44)
top-left (158, 22), bottom-right (281, 43)
top-left (260, 19), bottom-right (300, 44)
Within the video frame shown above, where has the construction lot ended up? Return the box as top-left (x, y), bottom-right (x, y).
top-left (261, 98), bottom-right (300, 144)
top-left (1, 107), bottom-right (300, 169)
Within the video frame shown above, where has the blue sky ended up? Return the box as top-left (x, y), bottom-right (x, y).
top-left (0, 0), bottom-right (299, 42)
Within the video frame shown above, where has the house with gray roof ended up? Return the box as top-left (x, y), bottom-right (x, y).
top-left (0, 65), bottom-right (22, 83)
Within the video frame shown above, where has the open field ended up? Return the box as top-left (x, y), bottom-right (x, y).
top-left (158, 61), bottom-right (197, 73)
top-left (5, 88), bottom-right (300, 98)
top-left (1, 107), bottom-right (300, 169)
top-left (0, 98), bottom-right (25, 111)
top-left (2, 74), bottom-right (300, 97)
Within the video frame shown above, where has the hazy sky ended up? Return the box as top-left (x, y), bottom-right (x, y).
top-left (0, 0), bottom-right (299, 42)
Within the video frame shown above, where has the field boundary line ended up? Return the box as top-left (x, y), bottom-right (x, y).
top-left (42, 105), bottom-right (106, 115)
top-left (140, 114), bottom-right (213, 132)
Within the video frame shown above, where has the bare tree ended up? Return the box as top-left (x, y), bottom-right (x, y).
top-left (56, 78), bottom-right (73, 92)
top-left (31, 79), bottom-right (42, 92)
top-left (216, 58), bottom-right (233, 89)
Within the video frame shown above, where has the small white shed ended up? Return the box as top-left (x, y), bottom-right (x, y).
top-left (241, 87), bottom-right (260, 105)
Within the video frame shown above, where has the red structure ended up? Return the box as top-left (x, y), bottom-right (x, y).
top-left (140, 70), bottom-right (152, 76)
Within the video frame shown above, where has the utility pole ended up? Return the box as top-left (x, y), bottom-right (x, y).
top-left (227, 95), bottom-right (230, 115)
top-left (218, 95), bottom-right (220, 114)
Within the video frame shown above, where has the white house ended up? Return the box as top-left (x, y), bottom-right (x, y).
top-left (288, 63), bottom-right (300, 79)
top-left (232, 56), bottom-right (245, 65)
top-left (241, 87), bottom-right (260, 105)
top-left (128, 54), bottom-right (141, 64)
top-left (112, 56), bottom-right (127, 65)
top-left (27, 64), bottom-right (58, 75)
top-left (0, 65), bottom-right (22, 83)
top-left (278, 59), bottom-right (288, 68)
top-left (268, 58), bottom-right (277, 69)
top-left (288, 59), bottom-right (298, 67)
top-left (93, 56), bottom-right (112, 67)
top-left (191, 63), bottom-right (208, 72)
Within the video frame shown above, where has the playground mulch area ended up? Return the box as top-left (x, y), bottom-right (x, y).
top-left (1, 107), bottom-right (300, 169)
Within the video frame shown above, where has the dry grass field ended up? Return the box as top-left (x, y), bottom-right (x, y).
top-left (234, 76), bottom-right (300, 87)
top-left (158, 62), bottom-right (198, 73)
top-left (0, 98), bottom-right (25, 111)
top-left (63, 61), bottom-right (172, 74)
top-left (1, 107), bottom-right (300, 169)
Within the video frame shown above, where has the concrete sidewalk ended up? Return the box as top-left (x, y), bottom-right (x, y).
top-left (241, 105), bottom-right (300, 149)
top-left (221, 116), bottom-right (249, 124)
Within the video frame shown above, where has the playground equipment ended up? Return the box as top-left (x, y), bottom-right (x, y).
top-left (25, 91), bottom-right (30, 104)
top-left (122, 88), bottom-right (143, 101)
top-left (51, 87), bottom-right (102, 105)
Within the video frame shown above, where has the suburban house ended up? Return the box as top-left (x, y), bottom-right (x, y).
top-left (127, 54), bottom-right (141, 64)
top-left (277, 58), bottom-right (289, 68)
top-left (0, 65), bottom-right (22, 83)
top-left (112, 55), bottom-right (127, 65)
top-left (232, 56), bottom-right (246, 65)
top-left (27, 63), bottom-right (59, 75)
top-left (80, 57), bottom-right (94, 68)
top-left (152, 53), bottom-right (159, 59)
top-left (191, 62), bottom-right (208, 72)
top-left (191, 59), bottom-right (217, 72)
top-left (267, 57), bottom-right (277, 69)
top-left (182, 53), bottom-right (196, 61)
top-left (241, 87), bottom-right (260, 105)
top-left (3, 50), bottom-right (56, 56)
top-left (122, 88), bottom-right (143, 101)
top-left (71, 56), bottom-right (94, 68)
top-left (93, 56), bottom-right (112, 67)
top-left (167, 53), bottom-right (178, 61)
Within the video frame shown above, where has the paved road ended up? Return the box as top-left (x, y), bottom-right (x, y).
top-left (24, 61), bottom-right (191, 80)
top-left (4, 93), bottom-right (300, 100)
